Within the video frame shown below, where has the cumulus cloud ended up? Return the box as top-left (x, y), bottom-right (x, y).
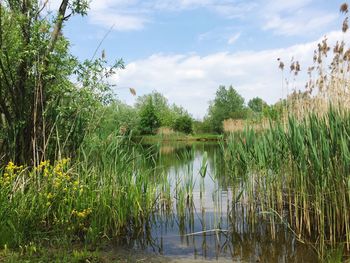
top-left (113, 31), bottom-right (349, 119)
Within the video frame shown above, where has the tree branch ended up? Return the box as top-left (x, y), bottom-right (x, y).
top-left (48, 0), bottom-right (69, 54)
top-left (35, 0), bottom-right (49, 20)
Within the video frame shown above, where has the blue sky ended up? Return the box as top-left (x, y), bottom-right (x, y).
top-left (52, 0), bottom-right (348, 118)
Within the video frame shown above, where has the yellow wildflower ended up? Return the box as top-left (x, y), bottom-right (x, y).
top-left (72, 208), bottom-right (92, 219)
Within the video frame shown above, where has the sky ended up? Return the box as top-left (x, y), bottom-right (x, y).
top-left (50, 0), bottom-right (349, 119)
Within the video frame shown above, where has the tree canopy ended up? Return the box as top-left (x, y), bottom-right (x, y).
top-left (138, 97), bottom-right (160, 135)
top-left (248, 97), bottom-right (268, 113)
top-left (207, 86), bottom-right (245, 133)
top-left (135, 91), bottom-right (193, 133)
top-left (0, 0), bottom-right (123, 164)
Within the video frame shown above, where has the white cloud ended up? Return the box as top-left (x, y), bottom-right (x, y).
top-left (261, 0), bottom-right (339, 36)
top-left (48, 0), bottom-right (340, 34)
top-left (263, 12), bottom-right (338, 36)
top-left (88, 12), bottom-right (148, 31)
top-left (88, 0), bottom-right (149, 31)
top-left (228, 33), bottom-right (241, 45)
top-left (50, 0), bottom-right (256, 31)
top-left (113, 31), bottom-right (349, 119)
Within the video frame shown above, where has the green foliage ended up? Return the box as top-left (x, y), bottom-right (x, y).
top-left (248, 97), bottom-right (267, 113)
top-left (207, 85), bottom-right (245, 133)
top-left (138, 97), bottom-right (160, 135)
top-left (0, 1), bottom-right (124, 164)
top-left (192, 119), bottom-right (212, 134)
top-left (0, 137), bottom-right (172, 248)
top-left (173, 114), bottom-right (193, 134)
top-left (136, 92), bottom-right (172, 127)
top-left (135, 91), bottom-right (193, 134)
top-left (93, 101), bottom-right (139, 138)
top-left (225, 108), bottom-right (350, 252)
top-left (262, 102), bottom-right (284, 121)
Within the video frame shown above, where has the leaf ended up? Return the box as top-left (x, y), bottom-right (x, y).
top-left (199, 151), bottom-right (208, 177)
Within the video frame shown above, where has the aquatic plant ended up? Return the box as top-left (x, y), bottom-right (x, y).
top-left (225, 108), bottom-right (350, 256)
top-left (0, 136), bottom-right (172, 247)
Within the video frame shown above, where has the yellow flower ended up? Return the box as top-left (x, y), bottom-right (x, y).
top-left (37, 160), bottom-right (50, 171)
top-left (1, 161), bottom-right (23, 186)
top-left (53, 178), bottom-right (61, 188)
top-left (72, 208), bottom-right (92, 219)
top-left (43, 167), bottom-right (50, 177)
top-left (6, 161), bottom-right (15, 172)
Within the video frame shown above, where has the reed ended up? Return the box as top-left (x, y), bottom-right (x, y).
top-left (223, 118), bottom-right (270, 133)
top-left (0, 136), bottom-right (172, 248)
top-left (225, 108), bottom-right (350, 256)
top-left (223, 4), bottom-right (350, 257)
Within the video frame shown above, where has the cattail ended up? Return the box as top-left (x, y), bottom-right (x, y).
top-left (313, 50), bottom-right (318, 63)
top-left (334, 41), bottom-right (339, 53)
top-left (343, 48), bottom-right (350, 61)
top-left (277, 58), bottom-right (285, 70)
top-left (129, 87), bottom-right (136, 96)
top-left (339, 41), bottom-right (345, 53)
top-left (102, 49), bottom-right (106, 59)
top-left (290, 62), bottom-right (295, 72)
top-left (307, 66), bottom-right (315, 73)
top-left (340, 3), bottom-right (348, 13)
top-left (279, 61), bottom-right (285, 70)
top-left (319, 38), bottom-right (330, 56)
top-left (343, 17), bottom-right (349, 32)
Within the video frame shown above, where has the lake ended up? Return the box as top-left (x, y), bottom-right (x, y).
top-left (116, 141), bottom-right (318, 262)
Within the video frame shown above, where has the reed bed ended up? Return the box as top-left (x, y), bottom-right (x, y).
top-left (223, 4), bottom-right (350, 257)
top-left (225, 108), bottom-right (350, 255)
top-left (223, 118), bottom-right (270, 133)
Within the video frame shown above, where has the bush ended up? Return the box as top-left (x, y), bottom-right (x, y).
top-left (173, 115), bottom-right (193, 134)
top-left (138, 98), bottom-right (160, 135)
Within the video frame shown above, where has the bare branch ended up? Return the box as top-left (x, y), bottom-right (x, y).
top-left (35, 0), bottom-right (49, 20)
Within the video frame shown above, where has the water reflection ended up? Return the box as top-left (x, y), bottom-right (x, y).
top-left (130, 142), bottom-right (317, 262)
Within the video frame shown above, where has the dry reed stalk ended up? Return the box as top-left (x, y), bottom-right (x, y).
top-left (157, 127), bottom-right (175, 135)
top-left (223, 118), bottom-right (270, 133)
top-left (275, 6), bottom-right (350, 120)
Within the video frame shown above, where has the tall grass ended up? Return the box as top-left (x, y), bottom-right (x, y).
top-left (225, 108), bottom-right (350, 255)
top-left (0, 136), bottom-right (172, 248)
top-left (223, 4), bottom-right (350, 257)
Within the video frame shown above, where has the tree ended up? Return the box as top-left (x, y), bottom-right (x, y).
top-left (136, 91), bottom-right (174, 127)
top-left (0, 1), bottom-right (123, 164)
top-left (135, 91), bottom-right (191, 130)
top-left (138, 97), bottom-right (160, 135)
top-left (207, 86), bottom-right (245, 133)
top-left (95, 101), bottom-right (139, 138)
top-left (173, 115), bottom-right (193, 134)
top-left (248, 97), bottom-right (267, 113)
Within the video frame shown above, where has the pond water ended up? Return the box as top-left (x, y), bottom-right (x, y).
top-left (124, 142), bottom-right (318, 262)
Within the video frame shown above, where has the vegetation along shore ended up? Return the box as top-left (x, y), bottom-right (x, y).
top-left (1, 0), bottom-right (350, 262)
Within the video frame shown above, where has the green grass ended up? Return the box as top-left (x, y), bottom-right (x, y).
top-left (0, 136), bottom-right (173, 249)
